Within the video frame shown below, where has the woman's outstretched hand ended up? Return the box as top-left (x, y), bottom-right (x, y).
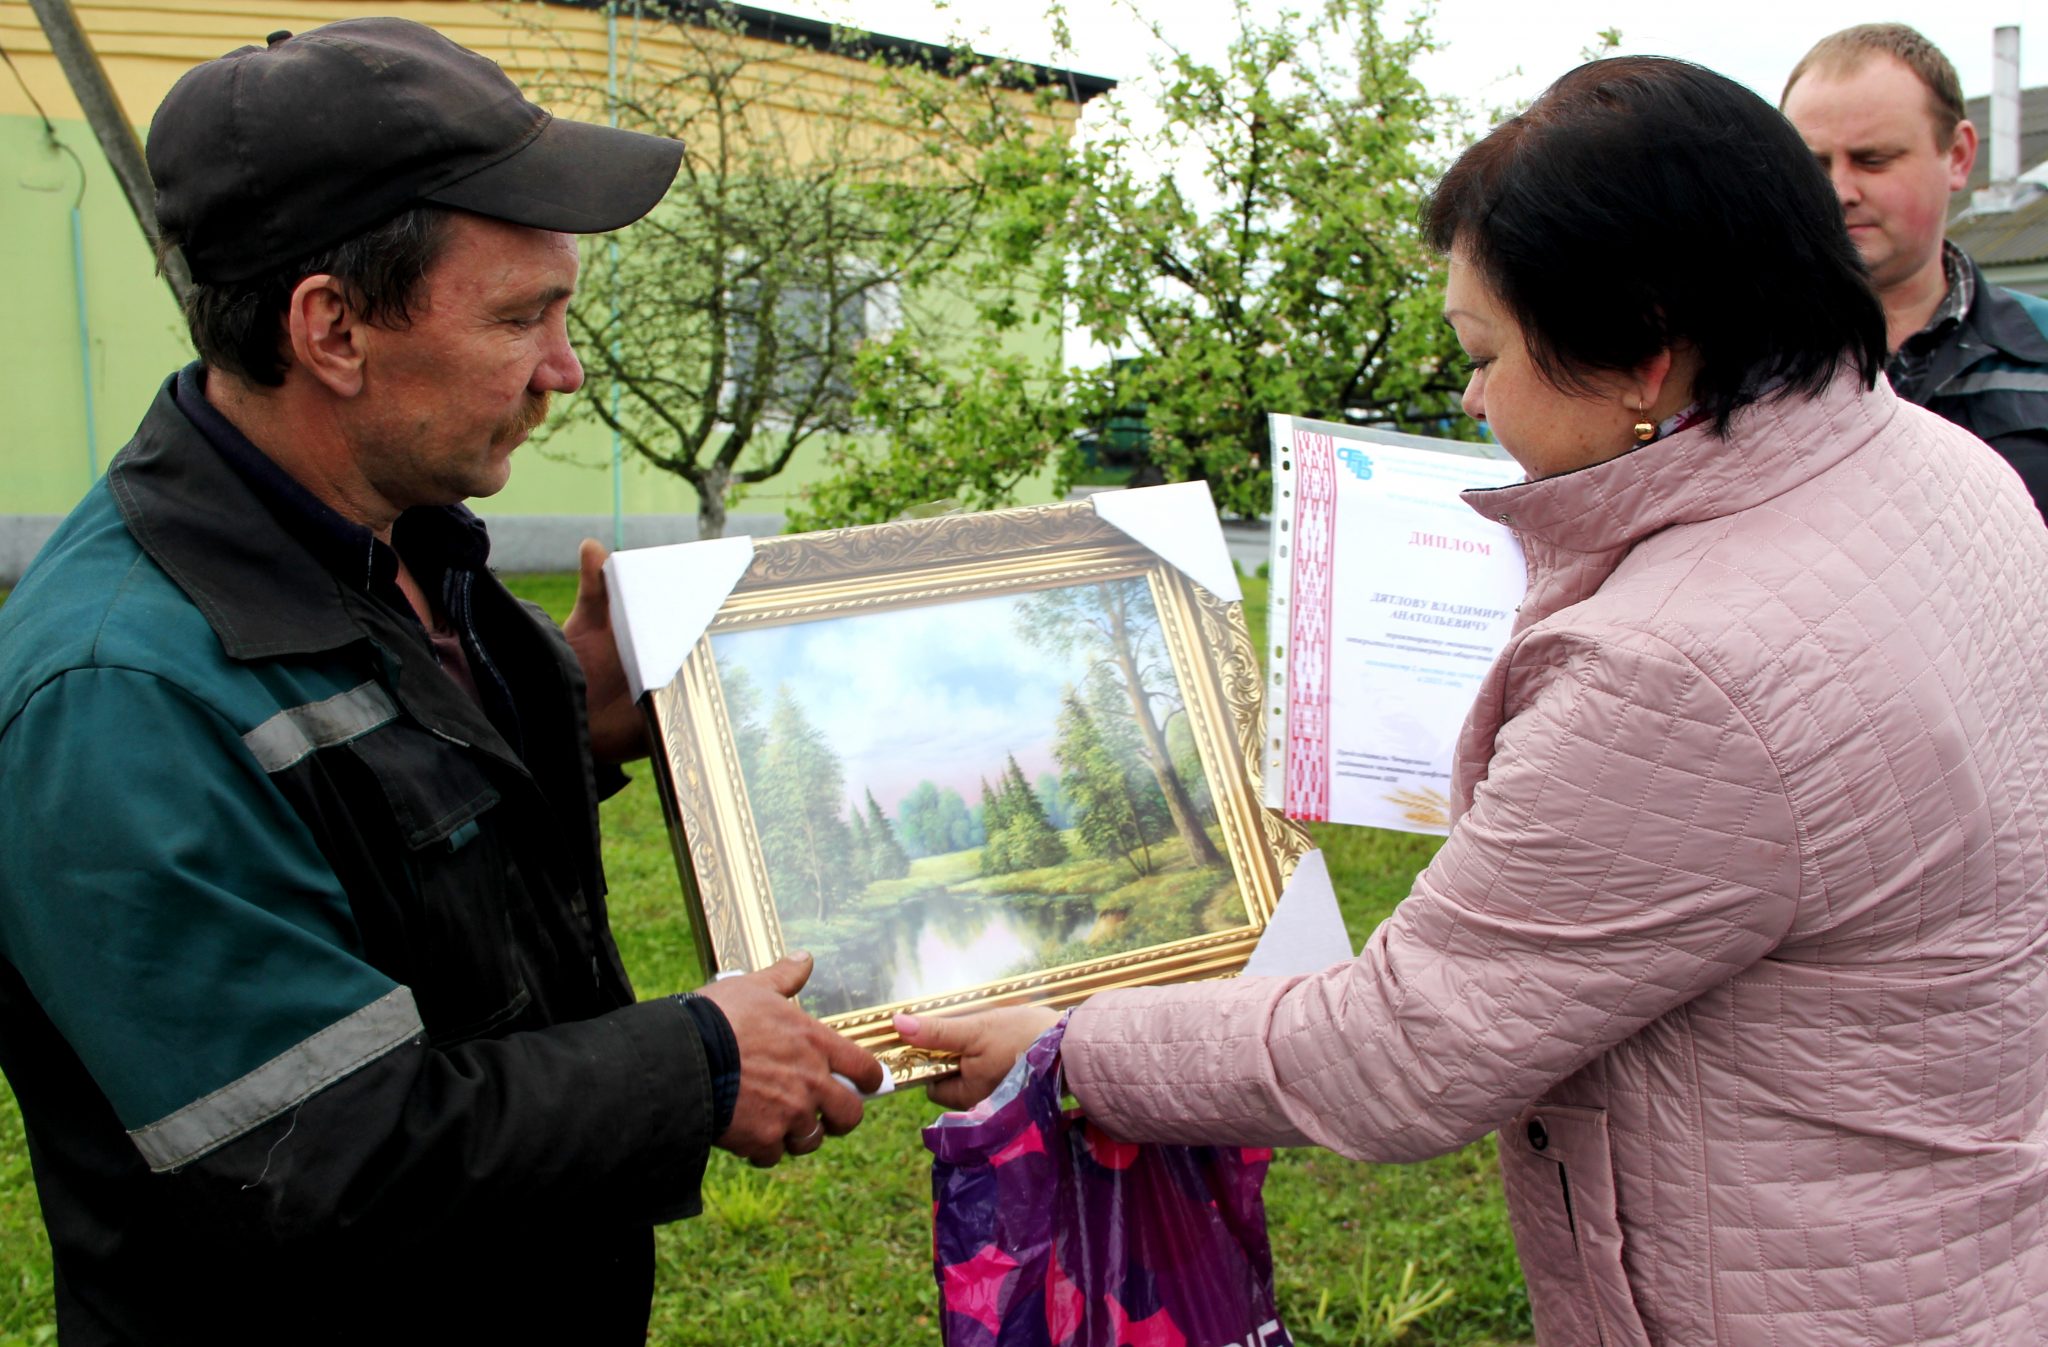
top-left (895, 1006), bottom-right (1064, 1111)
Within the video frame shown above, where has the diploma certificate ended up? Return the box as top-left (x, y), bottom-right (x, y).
top-left (1263, 415), bottom-right (1526, 834)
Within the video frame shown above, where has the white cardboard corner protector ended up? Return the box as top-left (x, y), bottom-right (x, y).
top-left (1241, 849), bottom-right (1352, 978)
top-left (604, 537), bottom-right (758, 701)
top-left (1090, 481), bottom-right (1242, 602)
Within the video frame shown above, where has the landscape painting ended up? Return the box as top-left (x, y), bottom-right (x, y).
top-left (706, 574), bottom-right (1246, 1020)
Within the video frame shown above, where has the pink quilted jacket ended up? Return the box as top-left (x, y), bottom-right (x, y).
top-left (1064, 373), bottom-right (2048, 1345)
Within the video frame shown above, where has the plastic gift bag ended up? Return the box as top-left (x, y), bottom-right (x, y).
top-left (924, 1017), bottom-right (1292, 1347)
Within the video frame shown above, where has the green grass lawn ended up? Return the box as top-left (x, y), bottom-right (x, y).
top-left (0, 572), bottom-right (1529, 1345)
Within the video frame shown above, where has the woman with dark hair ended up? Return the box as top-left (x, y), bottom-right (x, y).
top-left (899, 58), bottom-right (2048, 1345)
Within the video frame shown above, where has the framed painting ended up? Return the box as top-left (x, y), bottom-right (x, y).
top-left (640, 499), bottom-right (1312, 1084)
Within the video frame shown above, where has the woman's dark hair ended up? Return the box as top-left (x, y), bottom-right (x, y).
top-left (1426, 57), bottom-right (1887, 432)
top-left (167, 205), bottom-right (453, 387)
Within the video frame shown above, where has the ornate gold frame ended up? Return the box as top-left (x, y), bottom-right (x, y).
top-left (644, 500), bottom-right (1312, 1084)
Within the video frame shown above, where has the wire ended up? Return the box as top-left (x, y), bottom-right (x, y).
top-left (0, 37), bottom-right (87, 206)
top-left (0, 36), bottom-right (56, 133)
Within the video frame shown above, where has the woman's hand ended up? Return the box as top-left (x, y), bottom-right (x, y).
top-left (895, 1006), bottom-right (1063, 1111)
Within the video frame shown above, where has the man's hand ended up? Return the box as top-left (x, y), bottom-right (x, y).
top-left (893, 1006), bottom-right (1063, 1112)
top-left (563, 538), bottom-right (650, 764)
top-left (698, 953), bottom-right (885, 1167)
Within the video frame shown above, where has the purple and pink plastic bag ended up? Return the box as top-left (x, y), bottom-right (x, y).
top-left (924, 1018), bottom-right (1291, 1347)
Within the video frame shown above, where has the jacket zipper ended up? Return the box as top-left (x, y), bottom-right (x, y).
top-left (1556, 1163), bottom-right (1609, 1347)
top-left (452, 573), bottom-right (604, 991)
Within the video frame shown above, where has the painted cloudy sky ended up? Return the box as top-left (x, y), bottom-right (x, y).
top-left (710, 586), bottom-right (1121, 818)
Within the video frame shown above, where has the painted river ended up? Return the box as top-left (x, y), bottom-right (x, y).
top-left (882, 891), bottom-right (1094, 1003)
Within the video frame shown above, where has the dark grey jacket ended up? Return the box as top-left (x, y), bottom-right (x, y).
top-left (1891, 252), bottom-right (2048, 521)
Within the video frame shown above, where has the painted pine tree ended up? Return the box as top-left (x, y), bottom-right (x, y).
top-left (1020, 580), bottom-right (1222, 868)
top-left (1055, 688), bottom-right (1170, 879)
top-left (862, 789), bottom-right (911, 881)
top-left (753, 686), bottom-right (857, 920)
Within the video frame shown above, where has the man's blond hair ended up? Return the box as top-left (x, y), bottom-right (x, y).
top-left (1782, 23), bottom-right (1968, 144)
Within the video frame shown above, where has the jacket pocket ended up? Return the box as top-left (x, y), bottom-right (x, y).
top-left (342, 726), bottom-right (532, 1045)
top-left (1499, 1105), bottom-right (1652, 1347)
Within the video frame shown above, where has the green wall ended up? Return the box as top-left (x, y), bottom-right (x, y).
top-left (2, 116), bottom-right (192, 516)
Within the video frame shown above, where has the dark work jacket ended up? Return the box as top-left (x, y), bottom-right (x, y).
top-left (1891, 252), bottom-right (2048, 522)
top-left (0, 376), bottom-right (715, 1345)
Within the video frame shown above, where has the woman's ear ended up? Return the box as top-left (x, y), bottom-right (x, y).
top-left (1631, 348), bottom-right (1677, 415)
top-left (284, 274), bottom-right (366, 398)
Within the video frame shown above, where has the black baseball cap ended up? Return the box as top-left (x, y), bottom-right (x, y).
top-left (147, 17), bottom-right (684, 283)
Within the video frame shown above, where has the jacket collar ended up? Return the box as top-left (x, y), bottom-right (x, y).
top-left (108, 372), bottom-right (364, 661)
top-left (1459, 371), bottom-right (1898, 627)
top-left (173, 364), bottom-right (495, 622)
top-left (1897, 250), bottom-right (2048, 404)
top-left (1961, 252), bottom-right (2048, 366)
top-left (108, 370), bottom-right (536, 771)
top-left (110, 365), bottom-right (494, 663)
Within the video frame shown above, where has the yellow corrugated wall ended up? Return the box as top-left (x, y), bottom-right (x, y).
top-left (0, 0), bottom-right (1078, 146)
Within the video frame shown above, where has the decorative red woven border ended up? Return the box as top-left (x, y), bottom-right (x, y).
top-left (1284, 428), bottom-right (1338, 820)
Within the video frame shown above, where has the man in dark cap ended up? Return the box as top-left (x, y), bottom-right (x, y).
top-left (0, 18), bottom-right (881, 1344)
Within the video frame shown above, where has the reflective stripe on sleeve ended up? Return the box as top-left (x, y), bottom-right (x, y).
top-left (128, 987), bottom-right (423, 1173)
top-left (241, 682), bottom-right (398, 773)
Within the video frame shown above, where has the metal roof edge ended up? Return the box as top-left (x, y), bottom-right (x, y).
top-left (549, 0), bottom-right (1118, 103)
top-left (1950, 189), bottom-right (2048, 266)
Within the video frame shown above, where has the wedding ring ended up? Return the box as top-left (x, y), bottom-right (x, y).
top-left (791, 1120), bottom-right (825, 1151)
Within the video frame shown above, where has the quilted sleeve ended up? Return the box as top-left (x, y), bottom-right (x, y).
top-left (1062, 626), bottom-right (1801, 1161)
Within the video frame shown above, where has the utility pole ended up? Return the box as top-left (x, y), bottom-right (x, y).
top-left (25, 0), bottom-right (193, 308)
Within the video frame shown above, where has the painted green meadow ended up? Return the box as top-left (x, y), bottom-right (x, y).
top-left (0, 574), bottom-right (1530, 1346)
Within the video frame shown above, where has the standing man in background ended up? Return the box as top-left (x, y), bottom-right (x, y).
top-left (0, 18), bottom-right (880, 1345)
top-left (1784, 22), bottom-right (2048, 521)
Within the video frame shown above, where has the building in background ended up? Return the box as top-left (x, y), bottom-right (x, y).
top-left (1948, 85), bottom-right (2048, 297)
top-left (1949, 30), bottom-right (2048, 296)
top-left (0, 0), bottom-right (1110, 580)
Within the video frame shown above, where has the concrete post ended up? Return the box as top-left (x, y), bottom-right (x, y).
top-left (25, 0), bottom-right (193, 308)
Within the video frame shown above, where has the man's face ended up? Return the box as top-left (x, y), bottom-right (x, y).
top-left (1782, 55), bottom-right (1975, 297)
top-left (347, 212), bottom-right (583, 512)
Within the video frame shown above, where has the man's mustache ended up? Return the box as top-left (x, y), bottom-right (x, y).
top-left (501, 392), bottom-right (552, 442)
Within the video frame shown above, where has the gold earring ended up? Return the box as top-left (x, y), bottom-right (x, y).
top-left (1633, 402), bottom-right (1655, 443)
